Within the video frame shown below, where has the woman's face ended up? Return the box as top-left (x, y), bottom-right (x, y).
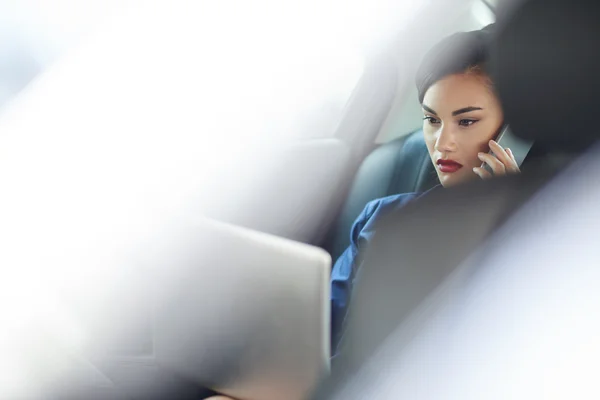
top-left (422, 73), bottom-right (504, 187)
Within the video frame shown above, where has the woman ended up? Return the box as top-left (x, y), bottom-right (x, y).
top-left (205, 25), bottom-right (518, 400)
top-left (330, 25), bottom-right (520, 354)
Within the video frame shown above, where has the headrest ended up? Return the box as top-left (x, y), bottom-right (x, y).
top-left (490, 0), bottom-right (600, 152)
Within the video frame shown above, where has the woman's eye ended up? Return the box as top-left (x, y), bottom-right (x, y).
top-left (458, 119), bottom-right (478, 127)
top-left (423, 116), bottom-right (440, 125)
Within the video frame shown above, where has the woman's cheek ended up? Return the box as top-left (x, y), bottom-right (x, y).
top-left (425, 137), bottom-right (437, 156)
top-left (479, 122), bottom-right (501, 148)
top-left (422, 130), bottom-right (434, 148)
top-left (467, 127), bottom-right (493, 154)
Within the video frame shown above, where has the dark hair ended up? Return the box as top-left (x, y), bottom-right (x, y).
top-left (416, 25), bottom-right (495, 103)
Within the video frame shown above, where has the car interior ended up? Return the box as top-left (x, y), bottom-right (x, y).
top-left (319, 0), bottom-right (600, 396)
top-left (3, 0), bottom-right (597, 398)
top-left (0, 0), bottom-right (497, 252)
top-left (198, 0), bottom-right (498, 255)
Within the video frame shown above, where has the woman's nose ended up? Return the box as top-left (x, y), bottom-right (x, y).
top-left (434, 125), bottom-right (457, 152)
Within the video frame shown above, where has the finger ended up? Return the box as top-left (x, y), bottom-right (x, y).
top-left (490, 141), bottom-right (520, 174)
top-left (506, 148), bottom-right (516, 162)
top-left (489, 140), bottom-right (514, 168)
top-left (505, 148), bottom-right (521, 173)
top-left (473, 167), bottom-right (493, 180)
top-left (478, 152), bottom-right (506, 176)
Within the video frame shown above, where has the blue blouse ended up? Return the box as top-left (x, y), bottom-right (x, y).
top-left (330, 191), bottom-right (429, 356)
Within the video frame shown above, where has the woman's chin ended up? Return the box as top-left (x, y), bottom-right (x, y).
top-left (437, 170), bottom-right (474, 188)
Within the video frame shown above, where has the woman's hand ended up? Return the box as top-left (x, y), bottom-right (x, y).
top-left (473, 140), bottom-right (521, 180)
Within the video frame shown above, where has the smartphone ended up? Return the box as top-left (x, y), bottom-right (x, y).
top-left (482, 125), bottom-right (534, 174)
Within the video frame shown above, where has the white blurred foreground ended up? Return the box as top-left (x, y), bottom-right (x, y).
top-left (0, 0), bottom-right (444, 397)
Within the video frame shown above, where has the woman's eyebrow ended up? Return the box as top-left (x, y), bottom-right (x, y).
top-left (452, 106), bottom-right (483, 116)
top-left (422, 104), bottom-right (437, 115)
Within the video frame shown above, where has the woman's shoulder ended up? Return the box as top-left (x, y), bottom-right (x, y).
top-left (363, 184), bottom-right (442, 223)
top-left (349, 187), bottom-right (442, 244)
top-left (356, 192), bottom-right (421, 231)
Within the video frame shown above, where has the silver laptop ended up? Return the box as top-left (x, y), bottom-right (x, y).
top-left (91, 217), bottom-right (331, 400)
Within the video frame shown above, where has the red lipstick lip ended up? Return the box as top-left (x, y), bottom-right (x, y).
top-left (436, 159), bottom-right (463, 173)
